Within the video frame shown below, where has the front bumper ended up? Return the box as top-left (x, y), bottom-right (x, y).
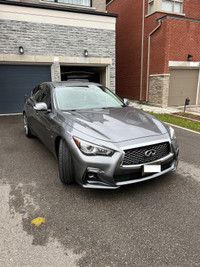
top-left (72, 139), bottom-right (179, 189)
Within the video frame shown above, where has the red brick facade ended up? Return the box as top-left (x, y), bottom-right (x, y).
top-left (107, 0), bottom-right (200, 104)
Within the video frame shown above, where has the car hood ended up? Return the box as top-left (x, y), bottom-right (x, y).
top-left (61, 107), bottom-right (168, 142)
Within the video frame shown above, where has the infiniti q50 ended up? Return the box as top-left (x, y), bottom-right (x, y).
top-left (23, 82), bottom-right (179, 189)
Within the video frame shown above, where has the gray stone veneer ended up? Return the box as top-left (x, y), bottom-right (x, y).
top-left (0, 20), bottom-right (115, 90)
top-left (149, 75), bottom-right (170, 107)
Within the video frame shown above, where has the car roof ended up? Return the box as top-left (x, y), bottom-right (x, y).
top-left (45, 81), bottom-right (102, 88)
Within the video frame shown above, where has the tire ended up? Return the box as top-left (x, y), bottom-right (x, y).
top-left (58, 139), bottom-right (75, 184)
top-left (23, 113), bottom-right (33, 138)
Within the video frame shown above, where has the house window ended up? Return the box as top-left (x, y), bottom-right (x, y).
top-left (46, 0), bottom-right (91, 7)
top-left (148, 0), bottom-right (154, 14)
top-left (162, 0), bottom-right (183, 13)
top-left (148, 0), bottom-right (183, 14)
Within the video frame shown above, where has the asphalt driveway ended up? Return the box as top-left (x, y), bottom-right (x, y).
top-left (0, 115), bottom-right (200, 266)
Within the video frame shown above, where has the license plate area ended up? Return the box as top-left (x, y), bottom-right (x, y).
top-left (142, 161), bottom-right (161, 176)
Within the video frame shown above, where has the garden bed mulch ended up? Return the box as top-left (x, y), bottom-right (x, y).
top-left (172, 112), bottom-right (200, 122)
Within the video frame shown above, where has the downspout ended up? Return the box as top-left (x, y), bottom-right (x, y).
top-left (146, 19), bottom-right (162, 102)
top-left (140, 0), bottom-right (145, 102)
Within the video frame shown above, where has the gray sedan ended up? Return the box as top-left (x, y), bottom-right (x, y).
top-left (23, 81), bottom-right (179, 189)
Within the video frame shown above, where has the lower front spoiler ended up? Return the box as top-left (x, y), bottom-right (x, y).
top-left (80, 161), bottom-right (178, 189)
top-left (82, 184), bottom-right (120, 189)
top-left (116, 164), bottom-right (176, 186)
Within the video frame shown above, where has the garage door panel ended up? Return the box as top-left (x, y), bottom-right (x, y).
top-left (168, 96), bottom-right (194, 106)
top-left (169, 69), bottom-right (198, 106)
top-left (0, 65), bottom-right (51, 114)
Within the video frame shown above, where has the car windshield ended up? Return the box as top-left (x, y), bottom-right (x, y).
top-left (54, 85), bottom-right (124, 111)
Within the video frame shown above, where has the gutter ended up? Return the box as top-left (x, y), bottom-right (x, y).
top-left (146, 19), bottom-right (162, 102)
top-left (157, 14), bottom-right (200, 23)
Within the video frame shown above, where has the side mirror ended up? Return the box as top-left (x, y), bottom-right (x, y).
top-left (34, 102), bottom-right (48, 111)
top-left (123, 98), bottom-right (130, 106)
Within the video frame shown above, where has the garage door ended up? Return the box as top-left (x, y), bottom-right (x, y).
top-left (0, 65), bottom-right (51, 114)
top-left (168, 69), bottom-right (199, 106)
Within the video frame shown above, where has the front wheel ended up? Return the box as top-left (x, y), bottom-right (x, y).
top-left (23, 113), bottom-right (33, 138)
top-left (58, 139), bottom-right (75, 184)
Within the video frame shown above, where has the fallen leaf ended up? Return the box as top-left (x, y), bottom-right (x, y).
top-left (31, 217), bottom-right (46, 227)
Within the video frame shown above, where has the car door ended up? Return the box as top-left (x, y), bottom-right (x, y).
top-left (33, 84), bottom-right (55, 152)
top-left (28, 85), bottom-right (43, 132)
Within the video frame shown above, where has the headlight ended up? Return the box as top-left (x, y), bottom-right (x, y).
top-left (73, 137), bottom-right (114, 156)
top-left (167, 125), bottom-right (178, 152)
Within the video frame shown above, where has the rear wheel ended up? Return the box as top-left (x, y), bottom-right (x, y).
top-left (58, 139), bottom-right (75, 184)
top-left (23, 113), bottom-right (33, 138)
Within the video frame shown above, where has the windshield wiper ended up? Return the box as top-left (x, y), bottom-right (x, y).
top-left (102, 106), bottom-right (122, 109)
top-left (62, 109), bottom-right (77, 112)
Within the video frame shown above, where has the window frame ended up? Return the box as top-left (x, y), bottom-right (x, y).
top-left (148, 0), bottom-right (183, 15)
top-left (44, 0), bottom-right (92, 7)
top-left (162, 0), bottom-right (183, 13)
top-left (148, 0), bottom-right (154, 14)
top-left (40, 85), bottom-right (52, 110)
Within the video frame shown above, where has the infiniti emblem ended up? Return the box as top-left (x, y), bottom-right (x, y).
top-left (144, 149), bottom-right (156, 157)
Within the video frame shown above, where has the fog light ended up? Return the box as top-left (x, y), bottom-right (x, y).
top-left (88, 173), bottom-right (96, 180)
top-left (87, 173), bottom-right (98, 181)
top-left (83, 168), bottom-right (105, 184)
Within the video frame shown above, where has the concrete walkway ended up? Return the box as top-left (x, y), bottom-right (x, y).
top-left (130, 101), bottom-right (200, 115)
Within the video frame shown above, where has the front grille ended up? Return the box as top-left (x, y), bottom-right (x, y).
top-left (122, 142), bottom-right (170, 166)
top-left (114, 157), bottom-right (174, 183)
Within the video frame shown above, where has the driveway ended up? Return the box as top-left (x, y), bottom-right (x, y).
top-left (0, 115), bottom-right (200, 266)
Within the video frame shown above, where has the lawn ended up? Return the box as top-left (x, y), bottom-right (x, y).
top-left (148, 112), bottom-right (200, 133)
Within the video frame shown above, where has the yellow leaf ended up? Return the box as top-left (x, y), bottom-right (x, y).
top-left (31, 217), bottom-right (46, 227)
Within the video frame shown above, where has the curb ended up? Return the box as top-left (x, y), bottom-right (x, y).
top-left (165, 122), bottom-right (200, 135)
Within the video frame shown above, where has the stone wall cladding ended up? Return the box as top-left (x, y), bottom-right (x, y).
top-left (0, 19), bottom-right (115, 90)
top-left (149, 75), bottom-right (170, 107)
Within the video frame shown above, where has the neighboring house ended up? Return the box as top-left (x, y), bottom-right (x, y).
top-left (0, 0), bottom-right (117, 114)
top-left (107, 0), bottom-right (200, 106)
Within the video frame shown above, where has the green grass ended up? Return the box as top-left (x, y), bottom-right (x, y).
top-left (148, 112), bottom-right (200, 133)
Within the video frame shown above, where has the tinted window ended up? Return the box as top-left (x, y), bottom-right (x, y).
top-left (41, 85), bottom-right (51, 109)
top-left (33, 87), bottom-right (43, 103)
top-left (32, 85), bottom-right (40, 96)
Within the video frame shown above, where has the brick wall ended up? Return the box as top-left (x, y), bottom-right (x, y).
top-left (107, 0), bottom-right (143, 100)
top-left (108, 0), bottom-right (200, 103)
top-left (183, 0), bottom-right (200, 19)
top-left (149, 16), bottom-right (200, 73)
top-left (166, 17), bottom-right (200, 65)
